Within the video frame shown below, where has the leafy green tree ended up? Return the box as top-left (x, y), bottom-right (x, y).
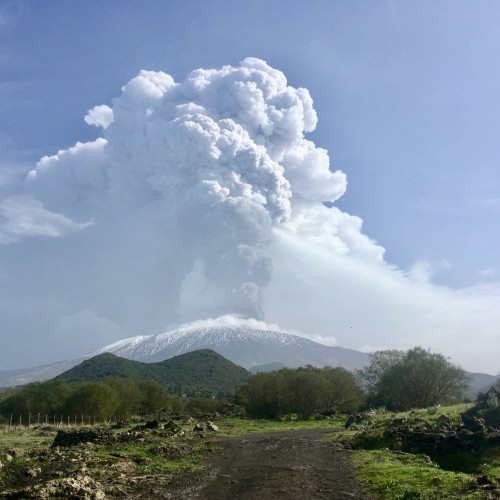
top-left (0, 391), bottom-right (30, 418)
top-left (237, 366), bottom-right (363, 419)
top-left (356, 350), bottom-right (405, 393)
top-left (288, 369), bottom-right (329, 419)
top-left (0, 380), bottom-right (71, 417)
top-left (318, 367), bottom-right (364, 413)
top-left (237, 370), bottom-right (291, 418)
top-left (62, 382), bottom-right (119, 420)
top-left (103, 378), bottom-right (142, 419)
top-left (186, 398), bottom-right (225, 415)
top-left (374, 347), bottom-right (469, 410)
top-left (137, 380), bottom-right (172, 415)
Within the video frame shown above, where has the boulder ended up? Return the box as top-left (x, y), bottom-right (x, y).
top-left (162, 419), bottom-right (185, 437)
top-left (206, 421), bottom-right (219, 432)
top-left (461, 414), bottom-right (486, 432)
top-left (193, 420), bottom-right (219, 432)
top-left (117, 430), bottom-right (146, 442)
top-left (52, 428), bottom-right (114, 448)
top-left (144, 419), bottom-right (160, 429)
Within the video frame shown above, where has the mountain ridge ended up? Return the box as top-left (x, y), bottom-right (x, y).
top-left (93, 325), bottom-right (370, 370)
top-left (1, 325), bottom-right (497, 399)
top-left (55, 349), bottom-right (250, 397)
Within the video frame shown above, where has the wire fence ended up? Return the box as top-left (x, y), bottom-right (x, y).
top-left (0, 413), bottom-right (114, 430)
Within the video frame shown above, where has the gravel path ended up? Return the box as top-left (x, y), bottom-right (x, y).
top-left (163, 427), bottom-right (374, 499)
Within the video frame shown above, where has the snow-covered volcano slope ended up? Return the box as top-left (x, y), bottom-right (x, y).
top-left (0, 326), bottom-right (370, 387)
top-left (93, 325), bottom-right (369, 371)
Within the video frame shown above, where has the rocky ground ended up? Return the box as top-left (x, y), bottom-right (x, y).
top-left (0, 422), bottom-right (372, 499)
top-left (161, 427), bottom-right (373, 499)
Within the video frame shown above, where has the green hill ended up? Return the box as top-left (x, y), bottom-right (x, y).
top-left (55, 349), bottom-right (251, 397)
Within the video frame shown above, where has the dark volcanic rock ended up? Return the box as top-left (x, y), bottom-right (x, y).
top-left (144, 419), bottom-right (160, 429)
top-left (461, 414), bottom-right (486, 432)
top-left (52, 428), bottom-right (114, 448)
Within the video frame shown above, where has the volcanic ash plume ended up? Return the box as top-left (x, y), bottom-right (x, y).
top-left (21, 58), bottom-right (382, 323)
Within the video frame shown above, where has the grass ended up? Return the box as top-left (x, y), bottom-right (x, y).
top-left (0, 414), bottom-right (344, 495)
top-left (329, 404), bottom-right (472, 448)
top-left (214, 415), bottom-right (345, 436)
top-left (0, 427), bottom-right (54, 450)
top-left (352, 449), bottom-right (482, 499)
top-left (330, 404), bottom-right (500, 499)
top-left (2, 408), bottom-right (499, 498)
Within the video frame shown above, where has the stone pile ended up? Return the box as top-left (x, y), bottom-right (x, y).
top-left (382, 411), bottom-right (500, 455)
top-left (51, 428), bottom-right (115, 448)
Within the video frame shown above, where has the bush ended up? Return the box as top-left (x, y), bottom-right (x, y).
top-left (362, 347), bottom-right (469, 411)
top-left (237, 366), bottom-right (363, 419)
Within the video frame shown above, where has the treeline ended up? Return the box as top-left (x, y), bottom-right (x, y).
top-left (236, 347), bottom-right (469, 417)
top-left (236, 366), bottom-right (363, 419)
top-left (0, 378), bottom-right (179, 421)
top-left (0, 347), bottom-right (470, 423)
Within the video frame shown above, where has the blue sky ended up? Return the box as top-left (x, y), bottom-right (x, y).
top-left (1, 1), bottom-right (500, 372)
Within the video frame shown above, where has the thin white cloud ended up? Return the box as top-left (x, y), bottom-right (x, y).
top-left (0, 196), bottom-right (92, 243)
top-left (478, 268), bottom-right (499, 278)
top-left (406, 260), bottom-right (434, 284)
top-left (265, 229), bottom-right (500, 373)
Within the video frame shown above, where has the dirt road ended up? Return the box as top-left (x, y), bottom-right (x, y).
top-left (163, 427), bottom-right (373, 499)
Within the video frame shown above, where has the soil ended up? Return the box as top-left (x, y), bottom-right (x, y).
top-left (160, 427), bottom-right (373, 499)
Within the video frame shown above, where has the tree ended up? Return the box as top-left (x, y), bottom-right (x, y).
top-left (137, 380), bottom-right (172, 415)
top-left (0, 380), bottom-right (71, 417)
top-left (356, 350), bottom-right (405, 393)
top-left (319, 367), bottom-right (364, 413)
top-left (103, 378), bottom-right (142, 419)
top-left (288, 369), bottom-right (328, 419)
top-left (62, 382), bottom-right (119, 420)
top-left (373, 347), bottom-right (469, 410)
top-left (237, 366), bottom-right (363, 419)
top-left (237, 370), bottom-right (291, 419)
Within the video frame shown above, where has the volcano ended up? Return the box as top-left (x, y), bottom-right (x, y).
top-left (0, 325), bottom-right (369, 387)
top-left (92, 325), bottom-right (369, 371)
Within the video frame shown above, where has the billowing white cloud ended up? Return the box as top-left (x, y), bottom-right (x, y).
top-left (1, 58), bottom-right (500, 373)
top-left (84, 105), bottom-right (114, 129)
top-left (22, 58), bottom-right (358, 324)
top-left (26, 138), bottom-right (109, 220)
top-left (176, 314), bottom-right (290, 334)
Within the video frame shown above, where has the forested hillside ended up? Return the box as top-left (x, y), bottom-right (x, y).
top-left (56, 349), bottom-right (250, 398)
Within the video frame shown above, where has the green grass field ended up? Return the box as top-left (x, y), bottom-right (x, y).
top-left (330, 404), bottom-right (500, 499)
